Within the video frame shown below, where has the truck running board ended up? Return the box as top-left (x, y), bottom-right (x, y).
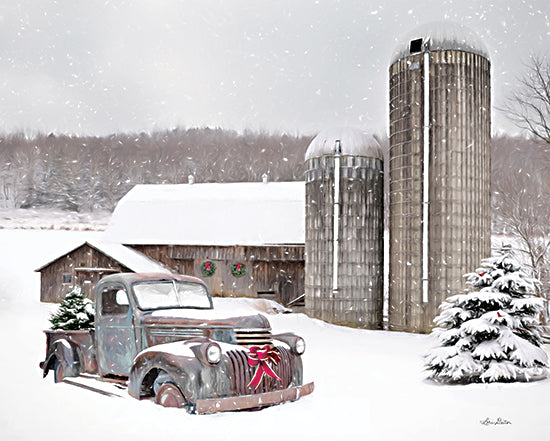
top-left (62, 378), bottom-right (125, 398)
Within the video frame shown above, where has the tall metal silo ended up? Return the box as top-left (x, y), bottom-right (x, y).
top-left (305, 127), bottom-right (384, 329)
top-left (388, 23), bottom-right (491, 333)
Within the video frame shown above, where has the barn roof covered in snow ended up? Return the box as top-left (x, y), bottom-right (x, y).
top-left (104, 181), bottom-right (305, 246)
top-left (305, 127), bottom-right (383, 161)
top-left (390, 21), bottom-right (489, 64)
top-left (35, 240), bottom-right (171, 273)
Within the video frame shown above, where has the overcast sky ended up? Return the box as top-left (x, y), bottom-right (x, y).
top-left (1, 0), bottom-right (549, 137)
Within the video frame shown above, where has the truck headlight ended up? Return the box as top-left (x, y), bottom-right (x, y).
top-left (206, 343), bottom-right (222, 365)
top-left (295, 337), bottom-right (306, 355)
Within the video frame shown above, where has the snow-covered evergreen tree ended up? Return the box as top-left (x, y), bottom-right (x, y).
top-left (49, 286), bottom-right (95, 331)
top-left (425, 246), bottom-right (549, 383)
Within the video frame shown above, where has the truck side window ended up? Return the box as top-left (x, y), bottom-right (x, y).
top-left (102, 287), bottom-right (129, 315)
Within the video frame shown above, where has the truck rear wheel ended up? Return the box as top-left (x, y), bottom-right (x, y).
top-left (53, 359), bottom-right (65, 383)
top-left (155, 383), bottom-right (186, 408)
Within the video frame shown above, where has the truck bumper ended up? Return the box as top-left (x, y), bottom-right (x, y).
top-left (195, 382), bottom-right (314, 414)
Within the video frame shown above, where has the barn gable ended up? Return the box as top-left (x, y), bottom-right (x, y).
top-left (36, 241), bottom-right (170, 302)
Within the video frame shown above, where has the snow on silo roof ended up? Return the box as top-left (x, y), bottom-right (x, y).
top-left (103, 181), bottom-right (305, 246)
top-left (390, 21), bottom-right (489, 65)
top-left (305, 127), bottom-right (383, 161)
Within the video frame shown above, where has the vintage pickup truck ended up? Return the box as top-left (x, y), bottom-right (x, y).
top-left (40, 273), bottom-right (313, 413)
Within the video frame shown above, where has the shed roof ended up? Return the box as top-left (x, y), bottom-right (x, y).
top-left (390, 21), bottom-right (489, 64)
top-left (103, 181), bottom-right (305, 246)
top-left (35, 240), bottom-right (171, 273)
top-left (305, 127), bottom-right (383, 161)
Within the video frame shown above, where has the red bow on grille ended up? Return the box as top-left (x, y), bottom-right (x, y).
top-left (247, 345), bottom-right (281, 389)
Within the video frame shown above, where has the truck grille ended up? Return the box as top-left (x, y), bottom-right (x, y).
top-left (227, 346), bottom-right (294, 396)
top-left (234, 328), bottom-right (273, 346)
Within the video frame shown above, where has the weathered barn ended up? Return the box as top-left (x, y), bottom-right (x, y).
top-left (388, 23), bottom-right (491, 333)
top-left (36, 241), bottom-right (170, 302)
top-left (103, 181), bottom-right (306, 306)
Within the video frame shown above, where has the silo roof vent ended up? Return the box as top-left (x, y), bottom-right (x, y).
top-left (305, 127), bottom-right (382, 161)
top-left (391, 21), bottom-right (489, 64)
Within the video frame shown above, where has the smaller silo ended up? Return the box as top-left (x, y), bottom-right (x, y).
top-left (305, 127), bottom-right (384, 329)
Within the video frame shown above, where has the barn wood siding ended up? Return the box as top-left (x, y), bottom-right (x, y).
top-left (127, 245), bottom-right (181, 273)
top-left (168, 245), bottom-right (304, 262)
top-left (131, 245), bottom-right (305, 306)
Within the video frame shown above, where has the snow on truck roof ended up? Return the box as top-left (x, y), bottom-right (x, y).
top-left (390, 21), bottom-right (489, 65)
top-left (104, 181), bottom-right (305, 246)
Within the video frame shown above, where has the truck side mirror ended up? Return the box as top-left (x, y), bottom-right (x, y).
top-left (116, 290), bottom-right (129, 306)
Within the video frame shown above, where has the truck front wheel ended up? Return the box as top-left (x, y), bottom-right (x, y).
top-left (155, 383), bottom-right (186, 408)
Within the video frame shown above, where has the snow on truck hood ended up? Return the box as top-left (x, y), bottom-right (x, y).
top-left (145, 309), bottom-right (269, 329)
top-left (148, 297), bottom-right (290, 319)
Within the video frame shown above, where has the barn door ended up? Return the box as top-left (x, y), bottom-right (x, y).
top-left (254, 261), bottom-right (278, 302)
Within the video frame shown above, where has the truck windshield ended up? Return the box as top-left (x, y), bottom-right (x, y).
top-left (132, 281), bottom-right (212, 310)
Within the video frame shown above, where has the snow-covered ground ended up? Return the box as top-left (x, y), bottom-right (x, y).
top-left (0, 208), bottom-right (110, 231)
top-left (1, 226), bottom-right (549, 441)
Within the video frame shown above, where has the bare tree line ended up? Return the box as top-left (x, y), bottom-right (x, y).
top-left (0, 128), bottom-right (312, 212)
top-left (495, 55), bottom-right (550, 323)
top-left (0, 128), bottom-right (547, 217)
top-left (492, 134), bottom-right (550, 302)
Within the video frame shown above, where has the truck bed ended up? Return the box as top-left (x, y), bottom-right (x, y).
top-left (43, 329), bottom-right (98, 375)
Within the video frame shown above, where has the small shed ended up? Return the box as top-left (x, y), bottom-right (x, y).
top-left (103, 181), bottom-right (306, 306)
top-left (36, 241), bottom-right (171, 302)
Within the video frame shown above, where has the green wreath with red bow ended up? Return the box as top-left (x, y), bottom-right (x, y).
top-left (201, 261), bottom-right (216, 277)
top-left (231, 262), bottom-right (247, 278)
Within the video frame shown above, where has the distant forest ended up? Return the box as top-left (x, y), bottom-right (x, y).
top-left (0, 128), bottom-right (313, 212)
top-left (0, 128), bottom-right (548, 229)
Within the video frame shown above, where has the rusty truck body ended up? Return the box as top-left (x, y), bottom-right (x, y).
top-left (41, 273), bottom-right (313, 413)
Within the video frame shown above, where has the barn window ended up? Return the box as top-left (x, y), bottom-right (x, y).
top-left (410, 38), bottom-right (423, 54)
top-left (62, 274), bottom-right (72, 285)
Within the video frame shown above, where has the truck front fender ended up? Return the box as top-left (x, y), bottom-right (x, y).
top-left (42, 339), bottom-right (82, 382)
top-left (128, 343), bottom-right (233, 406)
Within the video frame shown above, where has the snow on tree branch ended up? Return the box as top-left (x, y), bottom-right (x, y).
top-left (425, 246), bottom-right (549, 384)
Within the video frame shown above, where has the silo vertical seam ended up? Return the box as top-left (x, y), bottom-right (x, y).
top-left (332, 141), bottom-right (341, 295)
top-left (422, 50), bottom-right (430, 304)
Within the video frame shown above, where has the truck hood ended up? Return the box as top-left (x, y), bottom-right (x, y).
top-left (142, 312), bottom-right (272, 347)
top-left (143, 312), bottom-right (270, 330)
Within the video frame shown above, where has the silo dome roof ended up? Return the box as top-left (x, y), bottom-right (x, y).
top-left (305, 127), bottom-right (383, 161)
top-left (390, 21), bottom-right (489, 65)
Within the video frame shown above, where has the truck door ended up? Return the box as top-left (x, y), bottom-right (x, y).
top-left (96, 285), bottom-right (137, 376)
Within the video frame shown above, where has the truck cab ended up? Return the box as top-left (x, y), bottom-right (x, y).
top-left (95, 273), bottom-right (212, 376)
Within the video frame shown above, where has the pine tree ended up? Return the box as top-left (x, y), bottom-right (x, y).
top-left (49, 286), bottom-right (95, 331)
top-left (425, 246), bottom-right (549, 384)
